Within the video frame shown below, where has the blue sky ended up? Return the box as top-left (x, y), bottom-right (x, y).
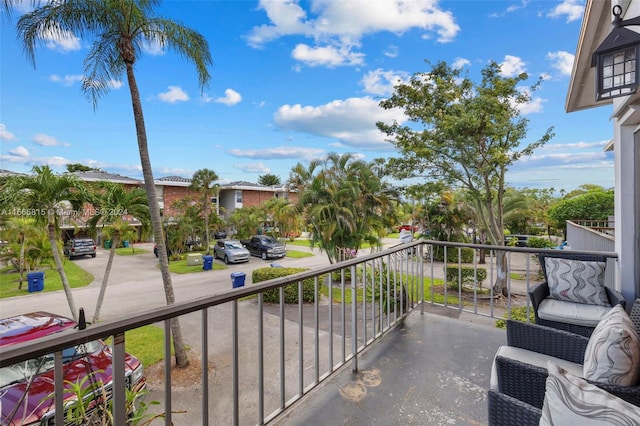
top-left (0, 0), bottom-right (614, 192)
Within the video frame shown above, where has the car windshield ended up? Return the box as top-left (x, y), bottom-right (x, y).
top-left (262, 236), bottom-right (277, 243)
top-left (75, 240), bottom-right (94, 247)
top-left (0, 340), bottom-right (103, 387)
top-left (227, 242), bottom-right (243, 249)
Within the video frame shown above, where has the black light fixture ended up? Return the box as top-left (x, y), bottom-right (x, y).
top-left (592, 5), bottom-right (640, 101)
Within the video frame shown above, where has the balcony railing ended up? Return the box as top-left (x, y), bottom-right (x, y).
top-left (0, 241), bottom-right (619, 425)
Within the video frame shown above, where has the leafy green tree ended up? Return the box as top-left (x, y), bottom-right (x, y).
top-left (228, 205), bottom-right (263, 239)
top-left (548, 189), bottom-right (614, 234)
top-left (189, 168), bottom-right (219, 254)
top-left (66, 163), bottom-right (99, 173)
top-left (377, 61), bottom-right (554, 295)
top-left (87, 182), bottom-right (150, 322)
top-left (1, 217), bottom-right (45, 288)
top-left (3, 165), bottom-right (89, 320)
top-left (292, 152), bottom-right (398, 264)
top-left (17, 0), bottom-right (212, 367)
top-left (258, 174), bottom-right (281, 186)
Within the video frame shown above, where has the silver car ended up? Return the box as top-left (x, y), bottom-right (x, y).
top-left (213, 239), bottom-right (250, 264)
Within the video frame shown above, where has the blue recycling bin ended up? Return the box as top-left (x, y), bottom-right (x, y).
top-left (27, 271), bottom-right (44, 292)
top-left (202, 255), bottom-right (214, 271)
top-left (231, 272), bottom-right (246, 288)
top-left (123, 240), bottom-right (130, 248)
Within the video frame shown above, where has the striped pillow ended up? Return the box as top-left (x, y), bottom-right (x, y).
top-left (540, 362), bottom-right (640, 425)
top-left (545, 258), bottom-right (609, 306)
top-left (583, 304), bottom-right (640, 386)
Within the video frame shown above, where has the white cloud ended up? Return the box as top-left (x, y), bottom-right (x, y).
top-left (9, 146), bottom-right (29, 157)
top-left (234, 162), bottom-right (272, 174)
top-left (228, 146), bottom-right (325, 160)
top-left (384, 45), bottom-right (399, 58)
top-left (158, 86), bottom-right (189, 103)
top-left (49, 74), bottom-right (84, 86)
top-left (41, 24), bottom-right (81, 52)
top-left (547, 0), bottom-right (584, 23)
top-left (247, 0), bottom-right (460, 68)
top-left (33, 133), bottom-right (68, 147)
top-left (518, 96), bottom-right (545, 115)
top-left (500, 55), bottom-right (526, 77)
top-left (452, 57), bottom-right (471, 69)
top-left (0, 124), bottom-right (17, 141)
top-left (273, 96), bottom-right (405, 149)
top-left (108, 79), bottom-right (123, 89)
top-left (542, 141), bottom-right (608, 150)
top-left (360, 69), bottom-right (408, 96)
top-left (547, 51), bottom-right (574, 76)
top-left (215, 89), bottom-right (242, 105)
top-left (142, 38), bottom-right (165, 56)
top-left (292, 43), bottom-right (365, 67)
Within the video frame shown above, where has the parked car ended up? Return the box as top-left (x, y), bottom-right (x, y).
top-left (0, 311), bottom-right (146, 426)
top-left (213, 230), bottom-right (227, 240)
top-left (398, 224), bottom-right (418, 232)
top-left (504, 235), bottom-right (530, 247)
top-left (153, 244), bottom-right (173, 258)
top-left (213, 239), bottom-right (250, 264)
top-left (63, 238), bottom-right (96, 259)
top-left (240, 235), bottom-right (287, 260)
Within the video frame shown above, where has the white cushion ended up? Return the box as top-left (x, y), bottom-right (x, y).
top-left (544, 257), bottom-right (609, 306)
top-left (537, 298), bottom-right (612, 327)
top-left (583, 304), bottom-right (640, 386)
top-left (489, 345), bottom-right (583, 391)
top-left (540, 362), bottom-right (640, 425)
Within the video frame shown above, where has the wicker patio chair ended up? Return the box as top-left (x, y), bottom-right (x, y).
top-left (488, 299), bottom-right (640, 426)
top-left (529, 252), bottom-right (626, 337)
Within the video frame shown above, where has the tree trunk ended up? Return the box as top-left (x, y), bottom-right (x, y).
top-left (491, 250), bottom-right (509, 297)
top-left (18, 233), bottom-right (25, 289)
top-left (49, 222), bottom-right (77, 321)
top-left (125, 63), bottom-right (189, 368)
top-left (93, 233), bottom-right (118, 323)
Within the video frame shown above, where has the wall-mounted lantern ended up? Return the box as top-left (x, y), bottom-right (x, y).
top-left (592, 5), bottom-right (640, 100)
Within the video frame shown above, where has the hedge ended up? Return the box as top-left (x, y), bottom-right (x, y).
top-left (445, 266), bottom-right (487, 290)
top-left (252, 267), bottom-right (318, 303)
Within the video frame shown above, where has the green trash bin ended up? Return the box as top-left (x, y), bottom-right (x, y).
top-left (104, 240), bottom-right (112, 249)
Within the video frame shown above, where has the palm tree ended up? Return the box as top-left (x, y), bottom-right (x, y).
top-left (87, 182), bottom-right (150, 323)
top-left (1, 217), bottom-right (45, 289)
top-left (189, 168), bottom-right (219, 254)
top-left (258, 173), bottom-right (281, 186)
top-left (3, 165), bottom-right (89, 320)
top-left (293, 153), bottom-right (397, 263)
top-left (16, 0), bottom-right (212, 368)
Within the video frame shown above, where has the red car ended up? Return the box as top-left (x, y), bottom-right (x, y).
top-left (398, 224), bottom-right (418, 232)
top-left (0, 312), bottom-right (146, 425)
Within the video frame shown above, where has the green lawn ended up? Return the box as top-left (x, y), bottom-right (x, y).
top-left (0, 261), bottom-right (94, 299)
top-left (167, 254), bottom-right (226, 274)
top-left (286, 250), bottom-right (313, 258)
top-left (115, 247), bottom-right (149, 256)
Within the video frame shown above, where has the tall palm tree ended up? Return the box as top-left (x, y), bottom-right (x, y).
top-left (87, 182), bottom-right (150, 323)
top-left (3, 165), bottom-right (89, 320)
top-left (16, 0), bottom-right (212, 367)
top-left (189, 168), bottom-right (219, 254)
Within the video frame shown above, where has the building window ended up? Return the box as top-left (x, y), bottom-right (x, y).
top-left (235, 190), bottom-right (243, 203)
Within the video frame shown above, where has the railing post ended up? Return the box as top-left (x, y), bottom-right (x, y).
top-left (112, 332), bottom-right (126, 425)
top-left (351, 264), bottom-right (358, 372)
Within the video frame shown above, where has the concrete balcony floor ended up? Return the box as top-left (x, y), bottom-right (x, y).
top-left (274, 304), bottom-right (506, 425)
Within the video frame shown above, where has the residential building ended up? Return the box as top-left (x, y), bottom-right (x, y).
top-left (566, 0), bottom-right (640, 303)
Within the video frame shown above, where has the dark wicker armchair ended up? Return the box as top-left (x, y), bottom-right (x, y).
top-left (529, 252), bottom-right (626, 337)
top-left (488, 299), bottom-right (640, 425)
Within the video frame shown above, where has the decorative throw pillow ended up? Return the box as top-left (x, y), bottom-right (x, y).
top-left (540, 362), bottom-right (640, 425)
top-left (544, 257), bottom-right (609, 306)
top-left (583, 304), bottom-right (640, 386)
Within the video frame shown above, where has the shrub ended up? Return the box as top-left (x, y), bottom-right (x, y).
top-left (526, 236), bottom-right (556, 249)
top-left (445, 266), bottom-right (486, 290)
top-left (432, 246), bottom-right (475, 263)
top-left (495, 306), bottom-right (535, 329)
top-left (252, 267), bottom-right (318, 303)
